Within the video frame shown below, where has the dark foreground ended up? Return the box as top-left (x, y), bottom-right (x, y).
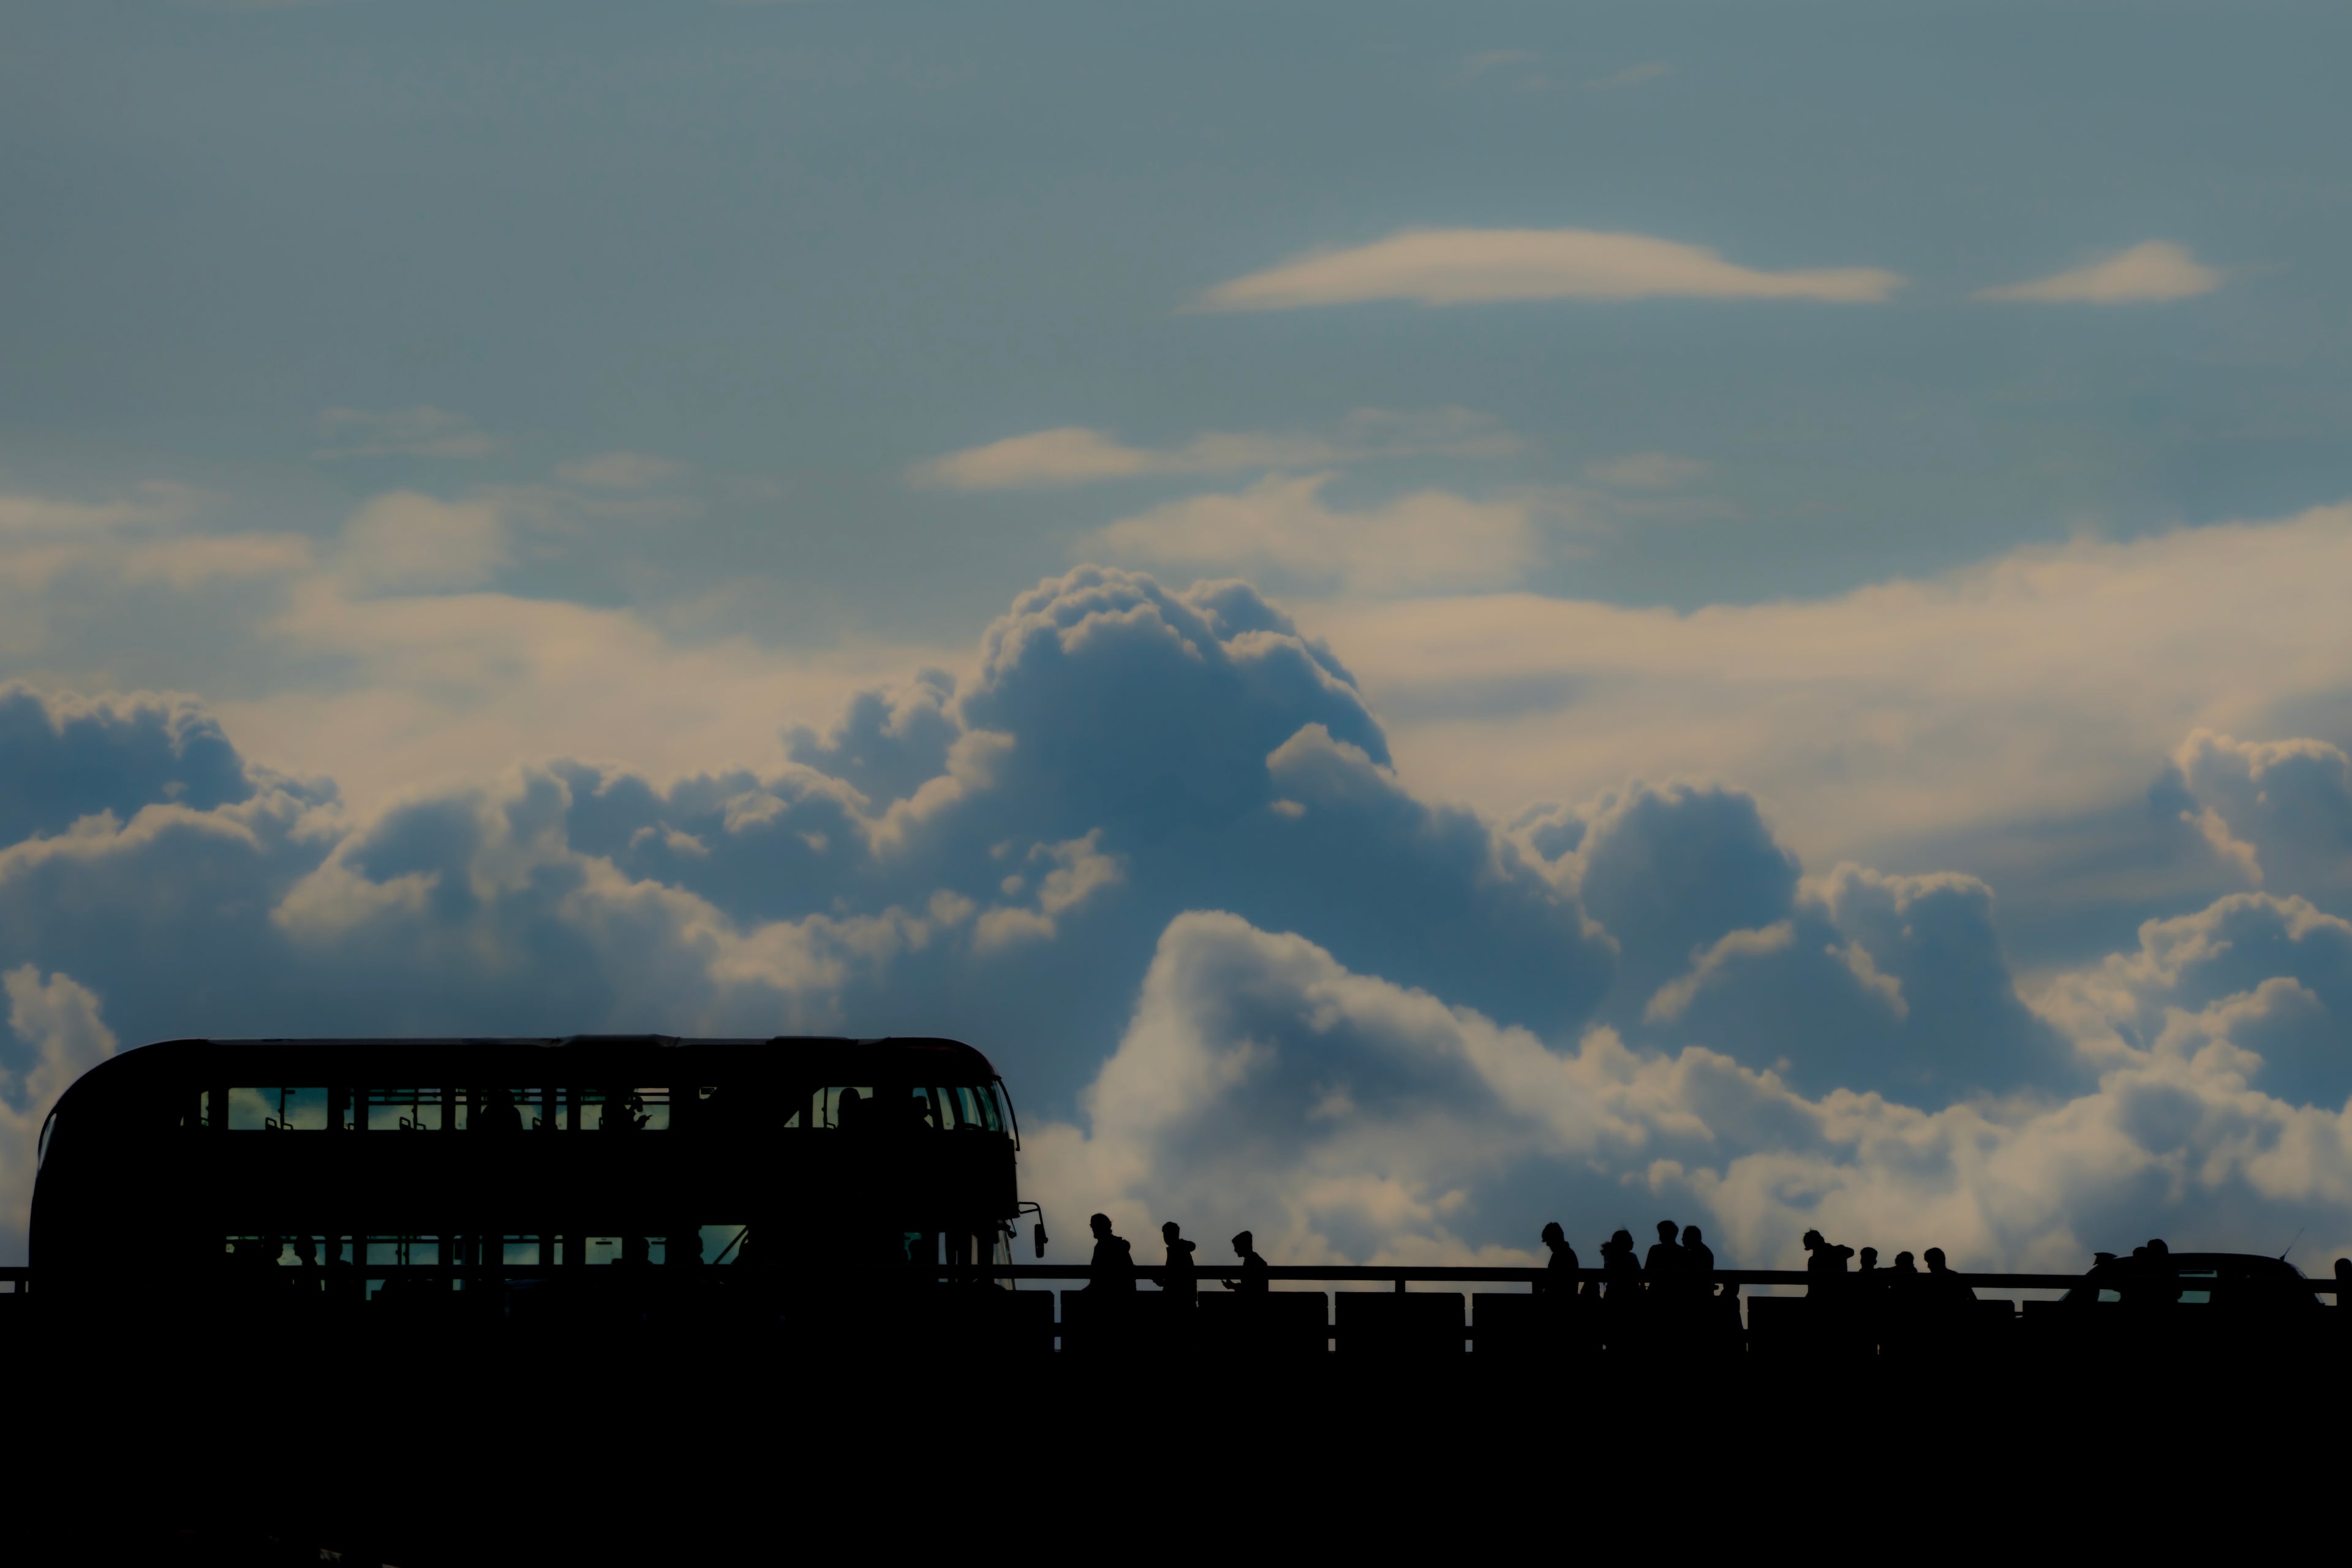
top-left (15, 1324), bottom-right (2345, 1564)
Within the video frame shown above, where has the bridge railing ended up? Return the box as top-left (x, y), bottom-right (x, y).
top-left (4, 1262), bottom-right (2344, 1294)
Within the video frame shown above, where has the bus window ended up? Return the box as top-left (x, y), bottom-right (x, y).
top-left (366, 1088), bottom-right (447, 1133)
top-left (818, 1086), bottom-right (878, 1129)
top-left (956, 1084), bottom-right (1003, 1133)
top-left (228, 1087), bottom-right (329, 1131)
top-left (583, 1088), bottom-right (669, 1133)
top-left (701, 1226), bottom-right (748, 1265)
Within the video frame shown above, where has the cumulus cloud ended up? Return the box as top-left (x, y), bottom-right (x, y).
top-left (2166, 731), bottom-right (2352, 902)
top-left (1198, 228), bottom-right (1904, 311)
top-left (1023, 908), bottom-right (2352, 1274)
top-left (1085, 473), bottom-right (1543, 596)
top-left (5, 560), bottom-right (2352, 1275)
top-left (911, 409), bottom-right (1515, 491)
top-left (314, 406), bottom-right (496, 461)
top-left (0, 967), bottom-right (116, 1258)
top-left (1974, 241), bottom-right (2225, 304)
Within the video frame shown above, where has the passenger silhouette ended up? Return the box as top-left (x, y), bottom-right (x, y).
top-left (1160, 1222), bottom-right (1197, 1297)
top-left (471, 1086), bottom-right (521, 1135)
top-left (602, 1089), bottom-right (647, 1134)
top-left (836, 1087), bottom-right (869, 1131)
top-left (1221, 1231), bottom-right (1269, 1293)
top-left (1536, 1222), bottom-right (1579, 1294)
top-left (2335, 1257), bottom-right (2351, 1310)
top-left (1858, 1246), bottom-right (1879, 1276)
top-left (1084, 1213), bottom-right (1136, 1292)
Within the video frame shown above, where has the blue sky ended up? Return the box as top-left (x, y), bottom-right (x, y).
top-left (5, 1), bottom-right (2352, 1273)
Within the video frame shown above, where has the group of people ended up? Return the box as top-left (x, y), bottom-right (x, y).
top-left (1538, 1220), bottom-right (1729, 1300)
top-left (1799, 1229), bottom-right (1979, 1309)
top-left (1078, 1211), bottom-right (1986, 1311)
top-left (1081, 1215), bottom-right (1266, 1297)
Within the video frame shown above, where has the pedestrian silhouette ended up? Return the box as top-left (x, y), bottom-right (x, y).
top-left (1537, 1221), bottom-right (1578, 1294)
top-left (1084, 1213), bottom-right (1136, 1292)
top-left (1803, 1229), bottom-right (1855, 1283)
top-left (1160, 1222), bottom-right (1197, 1297)
top-left (1597, 1228), bottom-right (1642, 1350)
top-left (1922, 1246), bottom-right (1973, 1312)
top-left (1682, 1224), bottom-right (1716, 1297)
top-left (1600, 1229), bottom-right (1642, 1294)
top-left (1221, 1231), bottom-right (1269, 1292)
top-left (1645, 1219), bottom-right (1684, 1286)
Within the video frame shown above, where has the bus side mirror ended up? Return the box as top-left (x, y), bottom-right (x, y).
top-left (1033, 1222), bottom-right (1047, 1259)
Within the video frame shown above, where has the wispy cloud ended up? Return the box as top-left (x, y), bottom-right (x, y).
top-left (1585, 61), bottom-right (1672, 91)
top-left (1199, 228), bottom-right (1904, 311)
top-left (552, 451), bottom-right (686, 491)
top-left (1973, 241), bottom-right (2225, 304)
top-left (1452, 48), bottom-right (1539, 85)
top-left (912, 409), bottom-right (1515, 491)
top-left (1585, 451), bottom-right (1709, 491)
top-left (1082, 472), bottom-right (1544, 596)
top-left (315, 406), bottom-right (496, 461)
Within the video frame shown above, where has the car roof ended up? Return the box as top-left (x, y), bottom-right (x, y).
top-left (2086, 1253), bottom-right (2305, 1279)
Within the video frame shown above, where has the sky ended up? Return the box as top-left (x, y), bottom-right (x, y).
top-left (6, 0), bottom-right (2352, 1276)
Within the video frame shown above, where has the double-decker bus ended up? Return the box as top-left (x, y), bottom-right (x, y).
top-left (29, 1035), bottom-right (1030, 1333)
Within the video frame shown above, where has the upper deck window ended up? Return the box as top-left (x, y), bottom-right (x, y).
top-left (368, 1087), bottom-right (448, 1132)
top-left (227, 1087), bottom-right (330, 1131)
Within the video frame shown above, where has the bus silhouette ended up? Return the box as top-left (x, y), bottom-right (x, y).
top-left (30, 1035), bottom-right (1029, 1336)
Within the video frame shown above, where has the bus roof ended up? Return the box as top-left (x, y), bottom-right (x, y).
top-left (58, 1035), bottom-right (1004, 1103)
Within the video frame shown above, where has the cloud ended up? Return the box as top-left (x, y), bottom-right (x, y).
top-left (337, 491), bottom-right (509, 595)
top-left (552, 451), bottom-right (687, 491)
top-left (910, 409), bottom-right (1515, 491)
top-left (1084, 473), bottom-right (1543, 596)
top-left (1303, 503), bottom-right (2352, 870)
top-left (0, 967), bottom-right (116, 1256)
top-left (1974, 241), bottom-right (2225, 304)
top-left (2166, 732), bottom-right (2352, 902)
top-left (1585, 452), bottom-right (1709, 491)
top-left (1023, 907), bottom-right (2352, 1273)
top-left (1458, 49), bottom-right (1538, 80)
top-left (1198, 228), bottom-right (1905, 311)
top-left (0, 482), bottom-right (203, 539)
top-left (314, 406), bottom-right (496, 461)
top-left (1586, 62), bottom-right (1672, 91)
top-left (6, 565), bottom-right (2352, 1273)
